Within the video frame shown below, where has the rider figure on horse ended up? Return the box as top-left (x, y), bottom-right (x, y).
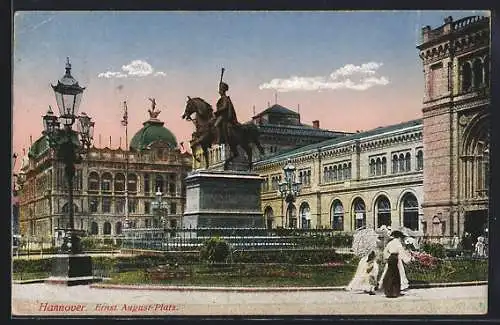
top-left (214, 68), bottom-right (239, 145)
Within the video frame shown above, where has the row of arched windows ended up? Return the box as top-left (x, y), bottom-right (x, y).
top-left (323, 162), bottom-right (352, 183)
top-left (263, 192), bottom-right (420, 231)
top-left (461, 56), bottom-right (489, 93)
top-left (299, 169), bottom-right (312, 186)
top-left (88, 172), bottom-right (137, 193)
top-left (89, 221), bottom-right (122, 235)
top-left (391, 151), bottom-right (423, 174)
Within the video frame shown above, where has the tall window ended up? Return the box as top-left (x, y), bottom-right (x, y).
top-left (462, 62), bottom-right (472, 92)
top-left (89, 197), bottom-right (99, 213)
top-left (376, 196), bottom-right (391, 228)
top-left (90, 221), bottom-right (98, 235)
top-left (155, 175), bottom-right (164, 193)
top-left (473, 58), bottom-right (483, 88)
top-left (88, 172), bottom-right (99, 192)
top-left (128, 198), bottom-right (137, 213)
top-left (416, 150), bottom-right (424, 170)
top-left (101, 173), bottom-right (112, 192)
top-left (376, 158), bottom-right (382, 176)
top-left (399, 153), bottom-right (405, 172)
top-left (352, 198), bottom-right (366, 230)
top-left (333, 166), bottom-right (338, 181)
top-left (392, 155), bottom-right (398, 174)
top-left (331, 200), bottom-right (344, 231)
top-left (102, 197), bottom-right (111, 213)
top-left (299, 203), bottom-right (311, 229)
top-left (103, 222), bottom-right (111, 235)
top-left (115, 222), bottom-right (122, 235)
top-left (114, 173), bottom-right (125, 192)
top-left (170, 202), bottom-right (177, 214)
top-left (405, 152), bottom-right (411, 171)
top-left (402, 193), bottom-right (419, 231)
top-left (128, 174), bottom-right (137, 193)
top-left (115, 198), bottom-right (125, 214)
top-left (144, 201), bottom-right (150, 214)
top-left (381, 157), bottom-right (387, 175)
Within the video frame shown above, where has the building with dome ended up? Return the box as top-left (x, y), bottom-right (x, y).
top-left (17, 107), bottom-right (192, 247)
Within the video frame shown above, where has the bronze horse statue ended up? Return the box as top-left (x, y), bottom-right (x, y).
top-left (181, 96), bottom-right (264, 170)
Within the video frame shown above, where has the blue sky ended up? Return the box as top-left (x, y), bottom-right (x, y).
top-left (12, 10), bottom-right (489, 159)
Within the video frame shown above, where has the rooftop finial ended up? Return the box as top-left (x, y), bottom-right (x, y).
top-left (65, 57), bottom-right (71, 75)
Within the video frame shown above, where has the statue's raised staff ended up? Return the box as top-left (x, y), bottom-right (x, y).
top-left (181, 68), bottom-right (264, 170)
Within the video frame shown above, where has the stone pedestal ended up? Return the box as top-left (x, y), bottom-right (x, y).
top-left (45, 255), bottom-right (101, 286)
top-left (183, 170), bottom-right (264, 230)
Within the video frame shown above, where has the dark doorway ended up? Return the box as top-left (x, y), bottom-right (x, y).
top-left (464, 209), bottom-right (488, 241)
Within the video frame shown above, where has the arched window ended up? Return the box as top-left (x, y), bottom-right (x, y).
top-left (299, 203), bottom-right (311, 229)
top-left (376, 196), bottom-right (391, 228)
top-left (347, 162), bottom-right (352, 179)
top-left (323, 167), bottom-right (328, 183)
top-left (375, 158), bottom-right (381, 176)
top-left (89, 197), bottom-right (99, 213)
top-left (405, 152), bottom-right (411, 172)
top-left (115, 198), bottom-right (125, 213)
top-left (90, 221), bottom-right (98, 235)
top-left (115, 222), bottom-right (122, 235)
top-left (399, 153), bottom-right (405, 172)
top-left (103, 222), bottom-right (111, 235)
top-left (352, 198), bottom-right (366, 230)
top-left (342, 164), bottom-right (347, 180)
top-left (155, 175), bottom-right (164, 193)
top-left (333, 166), bottom-right (338, 181)
top-left (62, 203), bottom-right (79, 214)
top-left (307, 170), bottom-right (312, 185)
top-left (416, 150), bottom-right (424, 170)
top-left (264, 206), bottom-right (274, 229)
top-left (88, 172), bottom-right (99, 192)
top-left (382, 157), bottom-right (387, 175)
top-left (331, 200), bottom-right (344, 231)
top-left (472, 58), bottom-right (483, 88)
top-left (128, 174), bottom-right (137, 193)
top-left (462, 62), bottom-right (472, 92)
top-left (114, 173), bottom-right (125, 192)
top-left (101, 173), bottom-right (112, 192)
top-left (392, 155), bottom-right (398, 174)
top-left (402, 193), bottom-right (419, 231)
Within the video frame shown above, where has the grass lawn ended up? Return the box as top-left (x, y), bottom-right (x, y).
top-left (105, 264), bottom-right (357, 287)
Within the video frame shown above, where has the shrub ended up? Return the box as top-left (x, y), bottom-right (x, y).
top-left (421, 242), bottom-right (446, 258)
top-left (200, 237), bottom-right (230, 263)
top-left (13, 258), bottom-right (53, 273)
top-left (232, 249), bottom-right (346, 265)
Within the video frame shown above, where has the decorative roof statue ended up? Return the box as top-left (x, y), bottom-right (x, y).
top-left (148, 97), bottom-right (161, 119)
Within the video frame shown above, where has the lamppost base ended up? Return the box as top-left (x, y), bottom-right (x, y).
top-left (45, 254), bottom-right (102, 286)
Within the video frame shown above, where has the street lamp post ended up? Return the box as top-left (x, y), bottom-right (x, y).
top-left (43, 58), bottom-right (96, 285)
top-left (152, 188), bottom-right (170, 230)
top-left (278, 159), bottom-right (301, 228)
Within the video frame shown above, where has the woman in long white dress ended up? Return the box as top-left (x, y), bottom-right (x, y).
top-left (345, 250), bottom-right (379, 295)
top-left (378, 230), bottom-right (412, 294)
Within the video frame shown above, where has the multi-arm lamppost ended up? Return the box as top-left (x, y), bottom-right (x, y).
top-left (43, 58), bottom-right (96, 284)
top-left (278, 159), bottom-right (301, 228)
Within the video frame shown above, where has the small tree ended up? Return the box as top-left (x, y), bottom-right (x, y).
top-left (200, 237), bottom-right (230, 263)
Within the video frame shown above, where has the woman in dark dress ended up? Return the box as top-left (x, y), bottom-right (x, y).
top-left (382, 252), bottom-right (401, 298)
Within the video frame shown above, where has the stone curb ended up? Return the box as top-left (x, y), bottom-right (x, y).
top-left (88, 281), bottom-right (487, 292)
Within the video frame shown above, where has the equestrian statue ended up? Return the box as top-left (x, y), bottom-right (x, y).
top-left (181, 68), bottom-right (264, 170)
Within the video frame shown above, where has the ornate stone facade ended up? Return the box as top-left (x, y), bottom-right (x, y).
top-left (417, 15), bottom-right (490, 239)
top-left (254, 120), bottom-right (424, 231)
top-left (18, 116), bottom-right (192, 245)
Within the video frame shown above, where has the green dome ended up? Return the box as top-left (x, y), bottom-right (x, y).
top-left (130, 119), bottom-right (178, 151)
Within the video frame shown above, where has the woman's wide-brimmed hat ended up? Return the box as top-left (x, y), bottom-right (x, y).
top-left (390, 230), bottom-right (405, 238)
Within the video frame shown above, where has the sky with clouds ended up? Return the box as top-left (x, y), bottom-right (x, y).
top-left (12, 10), bottom-right (489, 166)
